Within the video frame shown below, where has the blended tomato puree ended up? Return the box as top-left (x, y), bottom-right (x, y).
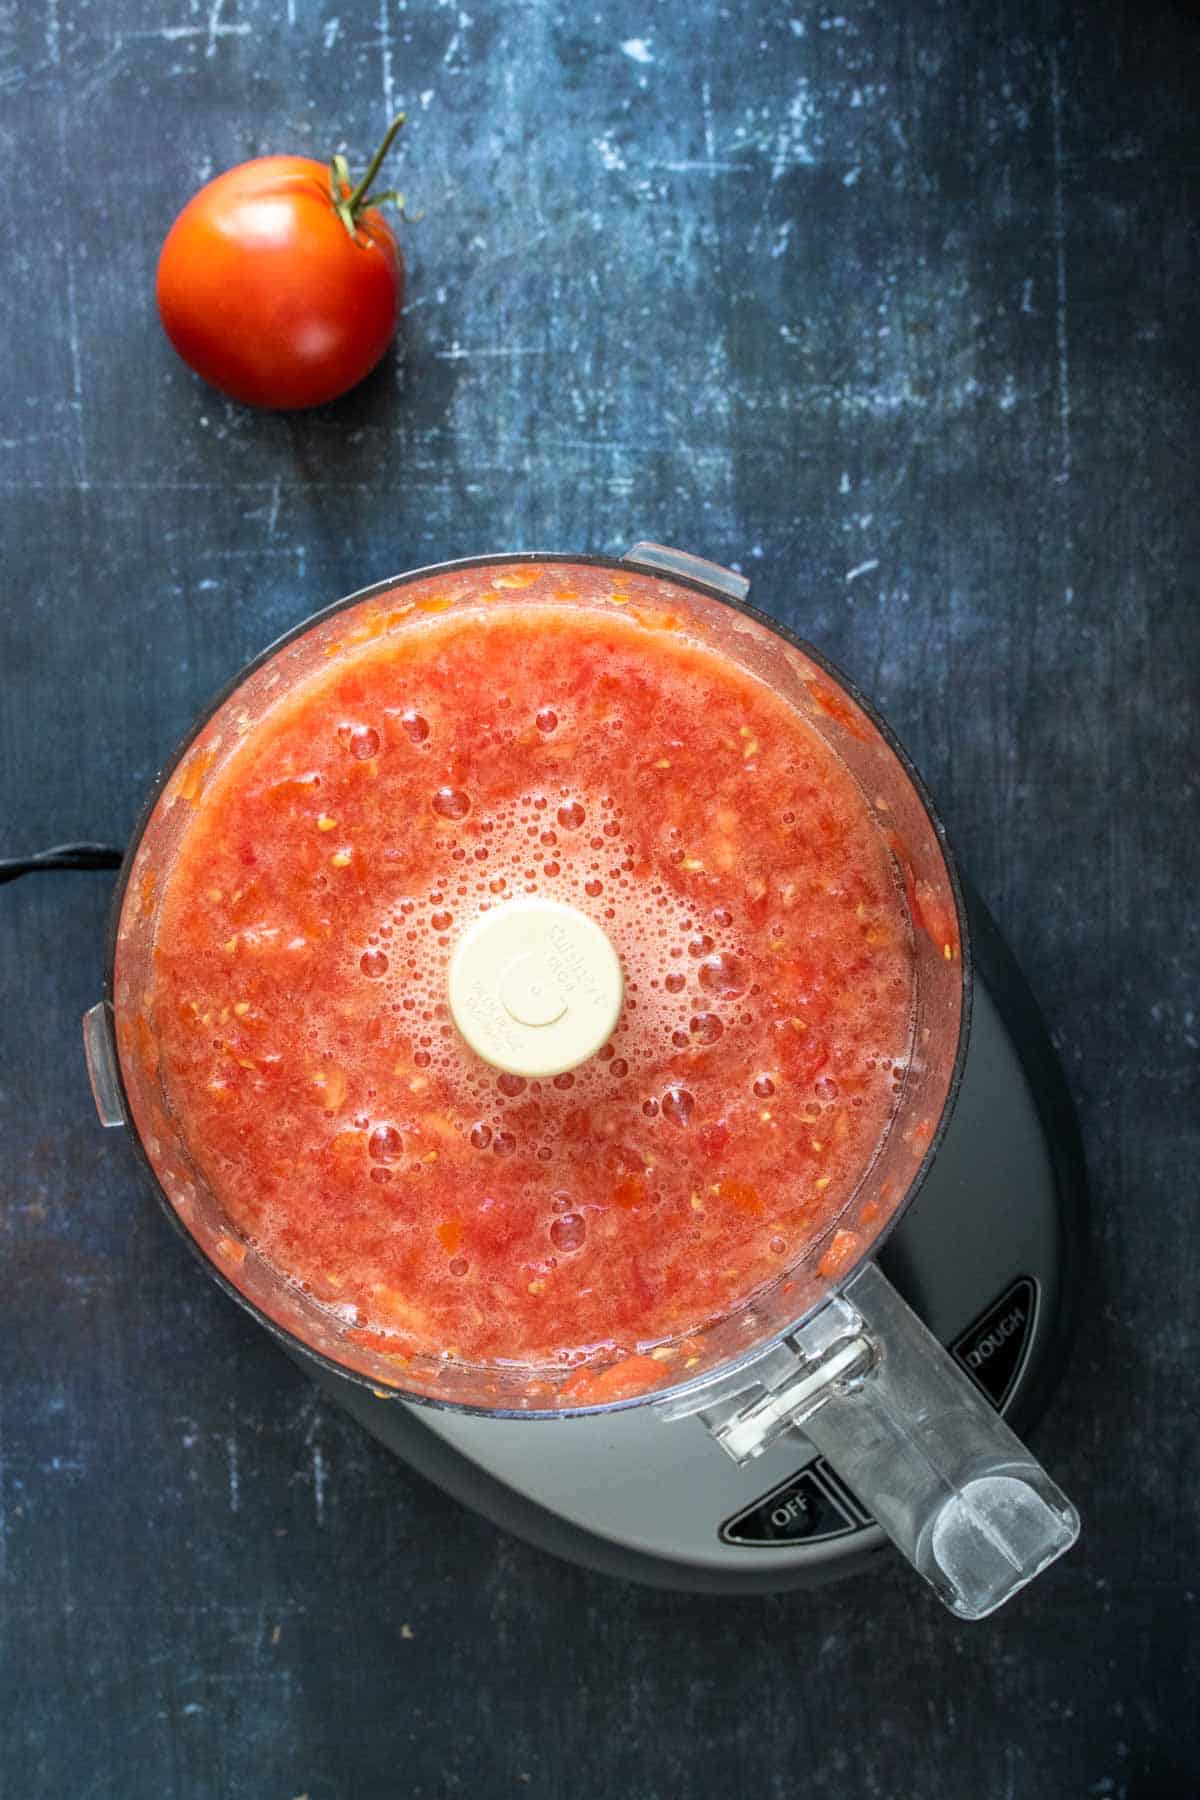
top-left (146, 578), bottom-right (914, 1376)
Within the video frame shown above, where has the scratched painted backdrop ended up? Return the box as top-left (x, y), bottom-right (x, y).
top-left (1, 0), bottom-right (1197, 1795)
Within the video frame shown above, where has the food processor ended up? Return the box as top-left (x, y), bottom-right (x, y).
top-left (82, 543), bottom-right (1083, 1618)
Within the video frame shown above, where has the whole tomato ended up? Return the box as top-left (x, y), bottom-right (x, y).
top-left (156, 115), bottom-right (409, 410)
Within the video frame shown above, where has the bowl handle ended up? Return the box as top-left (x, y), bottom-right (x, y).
top-left (699, 1262), bottom-right (1080, 1619)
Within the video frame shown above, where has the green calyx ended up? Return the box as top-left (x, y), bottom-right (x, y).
top-left (329, 112), bottom-right (409, 240)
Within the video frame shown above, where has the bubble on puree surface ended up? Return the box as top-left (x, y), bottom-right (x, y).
top-left (147, 595), bottom-right (914, 1371)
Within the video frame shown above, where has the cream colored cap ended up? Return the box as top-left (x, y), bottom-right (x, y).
top-left (447, 897), bottom-right (623, 1079)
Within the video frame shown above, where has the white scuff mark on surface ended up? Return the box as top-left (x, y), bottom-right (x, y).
top-left (771, 81), bottom-right (819, 179)
top-left (593, 131), bottom-right (627, 172)
top-left (442, 10), bottom-right (473, 69)
top-left (1050, 53), bottom-right (1071, 490)
top-left (312, 1443), bottom-right (326, 1525)
top-left (56, 214), bottom-right (86, 487)
top-left (842, 166), bottom-right (861, 186)
top-left (620, 38), bottom-right (654, 64)
top-left (1049, 47), bottom-right (1074, 606)
top-left (226, 1434), bottom-right (239, 1512)
top-left (126, 22), bottom-right (249, 43)
top-left (420, 88), bottom-right (434, 108)
top-left (323, 17), bottom-right (341, 49)
top-left (379, 0), bottom-right (395, 117)
top-left (206, 0), bottom-right (245, 59)
top-left (266, 475), bottom-right (282, 542)
top-left (651, 159), bottom-right (746, 174)
top-left (757, 369), bottom-right (999, 419)
top-left (846, 559), bottom-right (880, 584)
top-left (434, 344), bottom-right (551, 360)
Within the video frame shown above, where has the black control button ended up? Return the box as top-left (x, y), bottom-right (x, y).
top-left (951, 1277), bottom-right (1037, 1411)
top-left (721, 1464), bottom-right (859, 1548)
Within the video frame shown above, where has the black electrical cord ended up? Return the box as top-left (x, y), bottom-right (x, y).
top-left (0, 842), bottom-right (125, 885)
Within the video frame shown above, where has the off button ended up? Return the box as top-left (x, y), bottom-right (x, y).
top-left (720, 1464), bottom-right (863, 1548)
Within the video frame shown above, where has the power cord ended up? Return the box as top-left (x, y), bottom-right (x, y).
top-left (0, 842), bottom-right (125, 886)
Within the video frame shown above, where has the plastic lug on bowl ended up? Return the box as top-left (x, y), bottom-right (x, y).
top-left (83, 1000), bottom-right (126, 1128)
top-left (621, 541), bottom-right (751, 603)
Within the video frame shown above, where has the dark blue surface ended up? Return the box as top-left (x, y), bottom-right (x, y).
top-left (2, 2), bottom-right (1197, 1796)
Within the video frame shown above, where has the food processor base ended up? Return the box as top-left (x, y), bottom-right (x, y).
top-left (298, 887), bottom-right (1086, 1593)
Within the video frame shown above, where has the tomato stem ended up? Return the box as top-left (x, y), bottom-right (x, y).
top-left (347, 112), bottom-right (407, 218)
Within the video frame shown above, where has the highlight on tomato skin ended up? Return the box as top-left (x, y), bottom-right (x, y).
top-left (155, 115), bottom-right (410, 411)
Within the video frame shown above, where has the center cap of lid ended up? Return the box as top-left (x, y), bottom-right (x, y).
top-left (447, 897), bottom-right (624, 1079)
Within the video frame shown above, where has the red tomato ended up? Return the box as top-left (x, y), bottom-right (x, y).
top-left (156, 118), bottom-right (407, 410)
